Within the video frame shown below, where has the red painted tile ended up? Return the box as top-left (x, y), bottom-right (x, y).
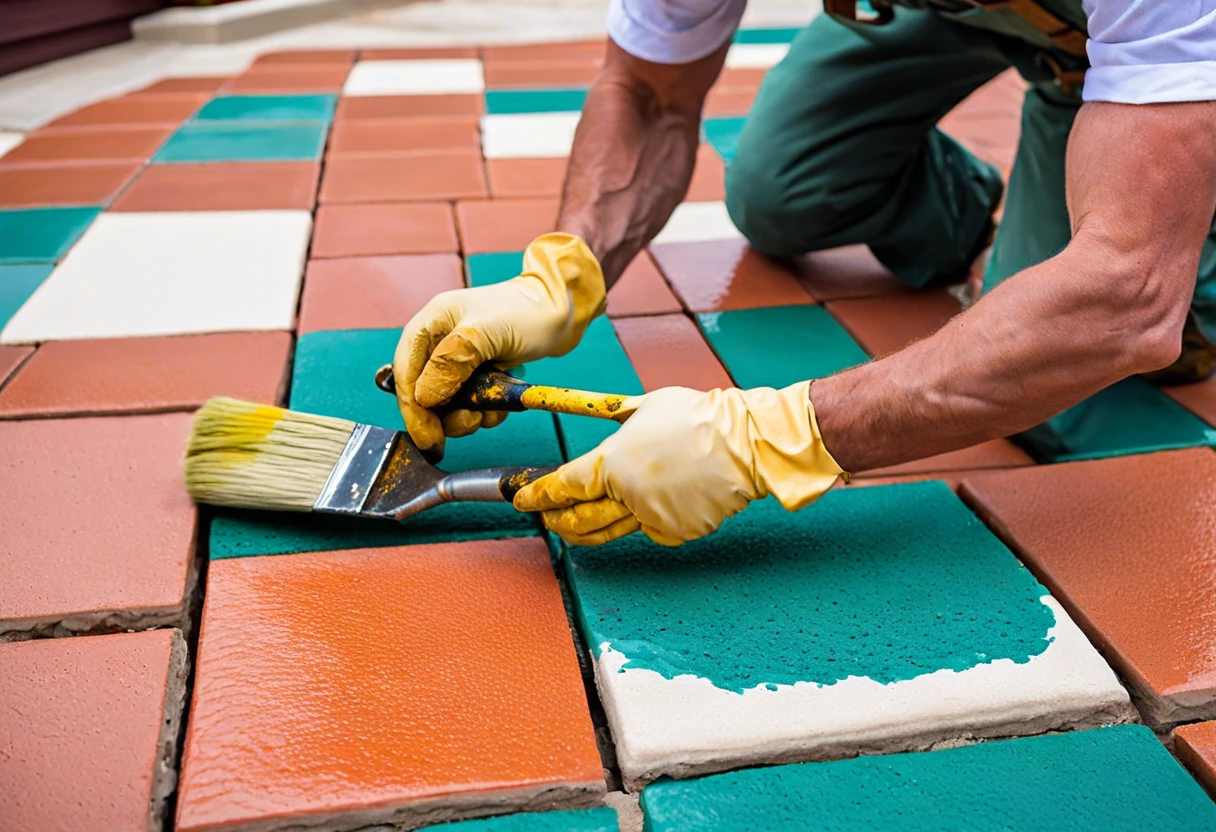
top-left (455, 197), bottom-right (559, 254)
top-left (0, 413), bottom-right (196, 638)
top-left (482, 40), bottom-right (605, 61)
top-left (298, 254), bottom-right (464, 334)
top-left (613, 314), bottom-right (733, 392)
top-left (328, 117), bottom-right (480, 155)
top-left (311, 201), bottom-right (458, 257)
top-left (222, 66), bottom-right (350, 93)
top-left (0, 332), bottom-right (292, 418)
top-left (319, 150), bottom-right (487, 202)
top-left (0, 630), bottom-right (186, 832)
top-left (335, 94), bottom-right (484, 120)
top-left (607, 250), bottom-right (683, 317)
top-left (177, 539), bottom-right (604, 832)
top-left (0, 346), bottom-right (33, 386)
top-left (826, 290), bottom-right (962, 358)
top-left (484, 59), bottom-right (603, 89)
top-left (1175, 721), bottom-right (1216, 796)
top-left (0, 162), bottom-right (141, 207)
top-left (133, 77), bottom-right (230, 95)
top-left (251, 49), bottom-right (357, 65)
top-left (704, 85), bottom-right (757, 117)
top-left (650, 239), bottom-right (813, 312)
top-left (790, 244), bottom-right (906, 301)
top-left (111, 162), bottom-right (319, 211)
top-left (686, 144), bottom-right (725, 202)
top-left (44, 94), bottom-right (208, 128)
top-left (961, 448), bottom-right (1216, 728)
top-left (361, 46), bottom-right (479, 60)
top-left (486, 156), bottom-right (568, 198)
top-left (0, 127), bottom-right (173, 165)
top-left (1165, 378), bottom-right (1216, 428)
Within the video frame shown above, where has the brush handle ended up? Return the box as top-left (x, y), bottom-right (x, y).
top-left (389, 465), bottom-right (557, 520)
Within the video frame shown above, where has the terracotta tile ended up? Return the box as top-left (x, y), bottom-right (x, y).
top-left (1163, 377), bottom-right (1216, 427)
top-left (320, 150), bottom-right (487, 202)
top-left (949, 68), bottom-right (1026, 118)
top-left (790, 244), bottom-right (907, 301)
top-left (961, 448), bottom-right (1216, 728)
top-left (686, 144), bottom-right (726, 202)
top-left (312, 201), bottom-right (458, 258)
top-left (250, 49), bottom-right (357, 65)
top-left (650, 239), bottom-right (813, 312)
top-left (484, 59), bottom-right (603, 89)
top-left (0, 332), bottom-right (292, 417)
top-left (0, 630), bottom-right (188, 832)
top-left (827, 290), bottom-right (962, 358)
top-left (0, 345), bottom-right (32, 386)
top-left (133, 77), bottom-right (230, 95)
top-left (297, 254), bottom-right (463, 333)
top-left (718, 67), bottom-right (768, 87)
top-left (177, 539), bottom-right (604, 831)
top-left (607, 250), bottom-right (683, 317)
top-left (455, 197), bottom-right (558, 254)
top-left (0, 413), bottom-right (196, 638)
top-left (328, 116), bottom-right (480, 155)
top-left (1175, 721), bottom-right (1216, 796)
top-left (1, 127), bottom-right (173, 165)
top-left (44, 94), bottom-right (207, 128)
top-left (613, 314), bottom-right (733, 391)
top-left (222, 66), bottom-right (351, 93)
top-left (362, 46), bottom-right (479, 60)
top-left (335, 93), bottom-right (484, 120)
top-left (486, 156), bottom-right (568, 197)
top-left (859, 442), bottom-right (1033, 479)
top-left (704, 85), bottom-right (758, 117)
top-left (112, 162), bottom-right (319, 211)
top-left (482, 41), bottom-right (605, 61)
top-left (0, 162), bottom-right (141, 208)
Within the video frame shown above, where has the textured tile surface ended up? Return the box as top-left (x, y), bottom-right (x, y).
top-left (311, 201), bottom-right (458, 257)
top-left (0, 332), bottom-right (291, 418)
top-left (0, 163), bottom-right (140, 208)
top-left (0, 630), bottom-right (188, 832)
top-left (320, 150), bottom-right (487, 202)
top-left (0, 127), bottom-right (173, 165)
top-left (565, 483), bottom-right (1132, 788)
top-left (613, 315), bottom-right (733, 392)
top-left (640, 726), bottom-right (1216, 831)
top-left (961, 448), bottom-right (1216, 727)
top-left (328, 116), bottom-right (479, 154)
top-left (0, 207), bottom-right (99, 263)
top-left (606, 250), bottom-right (682, 317)
top-left (194, 93), bottom-right (337, 121)
top-left (482, 112), bottom-right (581, 158)
top-left (1175, 721), bottom-right (1216, 796)
top-left (154, 122), bottom-right (328, 163)
top-left (456, 198), bottom-right (558, 254)
top-left (298, 254), bottom-right (463, 334)
top-left (650, 239), bottom-right (812, 312)
top-left (0, 345), bottom-right (31, 386)
top-left (486, 157), bottom-right (568, 197)
top-left (826, 290), bottom-right (961, 357)
top-left (0, 265), bottom-right (52, 329)
top-left (439, 808), bottom-right (618, 831)
top-left (1, 211), bottom-right (310, 343)
top-left (177, 540), bottom-right (603, 832)
top-left (112, 162), bottom-right (319, 211)
top-left (344, 59), bottom-right (486, 96)
top-left (0, 414), bottom-right (196, 638)
top-left (651, 201), bottom-right (741, 245)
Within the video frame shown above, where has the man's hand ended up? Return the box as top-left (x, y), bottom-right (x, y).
top-left (393, 233), bottom-right (605, 458)
top-left (513, 383), bottom-right (846, 546)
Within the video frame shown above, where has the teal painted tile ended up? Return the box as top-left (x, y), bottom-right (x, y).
top-left (697, 305), bottom-right (868, 388)
top-left (467, 250), bottom-right (522, 287)
top-left (732, 27), bottom-right (802, 44)
top-left (485, 88), bottom-right (588, 114)
top-left (702, 117), bottom-right (745, 163)
top-left (154, 122), bottom-right (328, 163)
top-left (640, 726), bottom-right (1216, 832)
top-left (194, 94), bottom-right (337, 122)
top-left (431, 807), bottom-right (618, 831)
top-left (0, 265), bottom-right (54, 328)
top-left (1018, 376), bottom-right (1216, 462)
top-left (0, 207), bottom-right (100, 264)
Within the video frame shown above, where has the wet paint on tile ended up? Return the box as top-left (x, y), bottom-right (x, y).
top-left (613, 315), bottom-right (733, 392)
top-left (640, 726), bottom-right (1216, 831)
top-left (0, 127), bottom-right (173, 165)
top-left (319, 150), bottom-right (488, 202)
top-left (335, 94), bottom-right (484, 120)
top-left (482, 112), bottom-right (581, 158)
top-left (697, 305), bottom-right (869, 389)
top-left (961, 448), bottom-right (1216, 727)
top-left (564, 482), bottom-right (1131, 787)
top-left (344, 59), bottom-right (486, 96)
top-left (456, 198), bottom-right (559, 254)
top-left (311, 202), bottom-right (458, 257)
top-left (650, 239), bottom-right (813, 312)
top-left (485, 88), bottom-right (588, 114)
top-left (0, 630), bottom-right (188, 832)
top-left (0, 345), bottom-right (32, 386)
top-left (606, 250), bottom-right (683, 317)
top-left (732, 27), bottom-right (802, 43)
top-left (1175, 721), bottom-right (1216, 796)
top-left (437, 807), bottom-right (619, 831)
top-left (328, 117), bottom-right (480, 154)
top-left (193, 93), bottom-right (337, 121)
top-left (790, 244), bottom-right (907, 301)
top-left (0, 207), bottom-right (99, 263)
top-left (0, 163), bottom-right (140, 208)
top-left (154, 122), bottom-right (328, 163)
top-left (0, 266), bottom-right (52, 329)
top-left (112, 162), bottom-right (320, 211)
top-left (486, 157), bottom-right (568, 197)
top-left (651, 201), bottom-right (741, 245)
top-left (297, 254), bottom-right (463, 334)
top-left (702, 117), bottom-right (745, 162)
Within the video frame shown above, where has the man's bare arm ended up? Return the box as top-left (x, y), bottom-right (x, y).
top-left (558, 40), bottom-right (728, 285)
top-left (813, 101), bottom-right (1216, 473)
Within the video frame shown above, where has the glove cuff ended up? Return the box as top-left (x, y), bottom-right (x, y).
top-left (517, 233), bottom-right (607, 356)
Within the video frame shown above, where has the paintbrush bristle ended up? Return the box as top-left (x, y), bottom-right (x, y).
top-left (185, 398), bottom-right (357, 512)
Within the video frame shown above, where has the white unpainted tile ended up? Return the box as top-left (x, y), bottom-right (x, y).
top-left (652, 201), bottom-right (741, 245)
top-left (725, 43), bottom-right (790, 69)
top-left (0, 211), bottom-right (311, 343)
top-left (481, 112), bottom-right (581, 159)
top-left (0, 132), bottom-right (25, 159)
top-left (343, 58), bottom-right (485, 96)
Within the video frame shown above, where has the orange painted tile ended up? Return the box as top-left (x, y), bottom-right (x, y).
top-left (222, 66), bottom-right (351, 93)
top-left (1175, 721), bottom-right (1216, 796)
top-left (298, 254), bottom-right (464, 334)
top-left (790, 244), bottom-right (906, 301)
top-left (328, 117), bottom-right (480, 155)
top-left (311, 201), bottom-right (458, 257)
top-left (650, 239), bottom-right (813, 312)
top-left (455, 197), bottom-right (559, 254)
top-left (133, 77), bottom-right (230, 95)
top-left (484, 59), bottom-right (602, 89)
top-left (486, 156), bottom-right (568, 198)
top-left (607, 250), bottom-right (682, 317)
top-left (177, 540), bottom-right (604, 832)
top-left (111, 162), bottom-right (320, 211)
top-left (482, 40), bottom-right (605, 61)
top-left (613, 314), bottom-right (733, 392)
top-left (0, 345), bottom-right (33, 386)
top-left (44, 94), bottom-right (208, 128)
top-left (686, 144), bottom-right (725, 202)
top-left (320, 150), bottom-right (487, 202)
top-left (0, 332), bottom-right (292, 418)
top-left (826, 289), bottom-right (962, 358)
top-left (0, 413), bottom-right (196, 638)
top-left (250, 49), bottom-right (357, 65)
top-left (0, 162), bottom-right (141, 207)
top-left (961, 448), bottom-right (1216, 728)
top-left (704, 85), bottom-right (757, 117)
top-left (335, 94), bottom-right (484, 120)
top-left (2, 127), bottom-right (173, 165)
top-left (0, 630), bottom-right (187, 832)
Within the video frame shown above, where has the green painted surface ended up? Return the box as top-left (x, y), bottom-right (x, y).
top-left (209, 328), bottom-right (563, 559)
top-left (467, 250), bottom-right (522, 285)
top-left (194, 94), bottom-right (337, 122)
top-left (697, 305), bottom-right (868, 389)
top-left (0, 207), bottom-right (99, 264)
top-left (485, 88), bottom-right (588, 114)
top-left (429, 807), bottom-right (618, 831)
top-left (0, 265), bottom-right (53, 328)
top-left (154, 122), bottom-right (328, 163)
top-left (702, 117), bottom-right (745, 162)
top-left (733, 27), bottom-right (802, 44)
top-left (566, 481), bottom-right (1053, 691)
top-left (640, 725), bottom-right (1216, 831)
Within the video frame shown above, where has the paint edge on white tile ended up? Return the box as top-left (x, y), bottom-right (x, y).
top-left (481, 112), bottom-right (581, 159)
top-left (343, 58), bottom-right (485, 96)
top-left (652, 201), bottom-right (742, 245)
top-left (725, 43), bottom-right (790, 69)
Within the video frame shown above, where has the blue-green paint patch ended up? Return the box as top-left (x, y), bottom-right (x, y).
top-left (194, 94), bottom-right (337, 122)
top-left (0, 264), bottom-right (54, 328)
top-left (701, 117), bottom-right (745, 163)
top-left (565, 481), bottom-right (1054, 691)
top-left (640, 725), bottom-right (1216, 831)
top-left (429, 807), bottom-right (617, 831)
top-left (154, 122), bottom-right (328, 163)
top-left (467, 250), bottom-right (522, 285)
top-left (0, 206), bottom-right (99, 264)
top-left (485, 88), bottom-right (588, 115)
top-left (697, 305), bottom-right (868, 389)
top-left (732, 27), bottom-right (802, 44)
top-left (1018, 376), bottom-right (1216, 462)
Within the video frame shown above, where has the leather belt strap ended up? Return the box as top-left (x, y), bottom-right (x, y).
top-left (964, 0), bottom-right (1088, 56)
top-left (823, 0), bottom-right (894, 24)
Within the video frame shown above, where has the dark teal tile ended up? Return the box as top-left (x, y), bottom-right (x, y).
top-left (466, 250), bottom-right (522, 287)
top-left (436, 808), bottom-right (618, 831)
top-left (696, 305), bottom-right (868, 388)
top-left (0, 265), bottom-right (53, 328)
top-left (640, 726), bottom-right (1216, 831)
top-left (732, 27), bottom-right (801, 44)
top-left (485, 88), bottom-right (588, 114)
top-left (702, 117), bottom-right (745, 163)
top-left (154, 122), bottom-right (328, 163)
top-left (194, 94), bottom-right (337, 122)
top-left (0, 207), bottom-right (100, 264)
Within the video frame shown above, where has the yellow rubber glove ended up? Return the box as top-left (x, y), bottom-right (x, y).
top-left (393, 233), bottom-right (606, 458)
top-left (513, 382), bottom-right (847, 546)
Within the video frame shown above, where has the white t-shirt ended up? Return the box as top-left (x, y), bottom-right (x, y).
top-left (606, 0), bottom-right (1216, 103)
